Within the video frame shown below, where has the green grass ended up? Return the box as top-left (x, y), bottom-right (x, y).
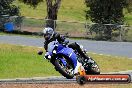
top-left (124, 13), bottom-right (132, 25)
top-left (88, 53), bottom-right (132, 73)
top-left (124, 28), bottom-right (132, 42)
top-left (12, 0), bottom-right (132, 24)
top-left (0, 44), bottom-right (60, 79)
top-left (13, 0), bottom-right (86, 22)
top-left (22, 18), bottom-right (44, 27)
top-left (11, 0), bottom-right (132, 41)
top-left (0, 44), bottom-right (132, 79)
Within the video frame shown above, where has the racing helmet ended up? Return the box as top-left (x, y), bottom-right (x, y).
top-left (43, 27), bottom-right (54, 40)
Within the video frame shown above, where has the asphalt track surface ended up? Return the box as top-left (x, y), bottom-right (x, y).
top-left (0, 35), bottom-right (132, 58)
top-left (0, 35), bottom-right (132, 83)
top-left (0, 71), bottom-right (132, 83)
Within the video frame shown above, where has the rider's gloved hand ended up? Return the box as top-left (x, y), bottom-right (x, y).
top-left (38, 50), bottom-right (43, 55)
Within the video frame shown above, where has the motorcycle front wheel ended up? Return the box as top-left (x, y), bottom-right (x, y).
top-left (54, 55), bottom-right (74, 79)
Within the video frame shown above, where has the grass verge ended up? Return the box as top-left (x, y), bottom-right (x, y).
top-left (88, 52), bottom-right (132, 73)
top-left (0, 44), bottom-right (60, 79)
top-left (0, 44), bottom-right (132, 79)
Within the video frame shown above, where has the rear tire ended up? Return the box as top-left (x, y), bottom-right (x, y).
top-left (83, 57), bottom-right (100, 75)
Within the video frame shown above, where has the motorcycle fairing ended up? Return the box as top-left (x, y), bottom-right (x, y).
top-left (57, 47), bottom-right (77, 69)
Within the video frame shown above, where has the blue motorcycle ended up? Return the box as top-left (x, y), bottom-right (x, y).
top-left (41, 40), bottom-right (100, 79)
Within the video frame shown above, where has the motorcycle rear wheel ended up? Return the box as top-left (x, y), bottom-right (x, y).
top-left (83, 57), bottom-right (100, 75)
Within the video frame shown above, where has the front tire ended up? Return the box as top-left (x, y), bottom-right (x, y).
top-left (54, 55), bottom-right (74, 79)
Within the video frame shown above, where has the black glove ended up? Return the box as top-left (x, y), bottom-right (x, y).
top-left (38, 50), bottom-right (43, 55)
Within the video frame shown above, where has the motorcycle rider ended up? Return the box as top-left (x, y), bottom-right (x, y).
top-left (40, 27), bottom-right (85, 75)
